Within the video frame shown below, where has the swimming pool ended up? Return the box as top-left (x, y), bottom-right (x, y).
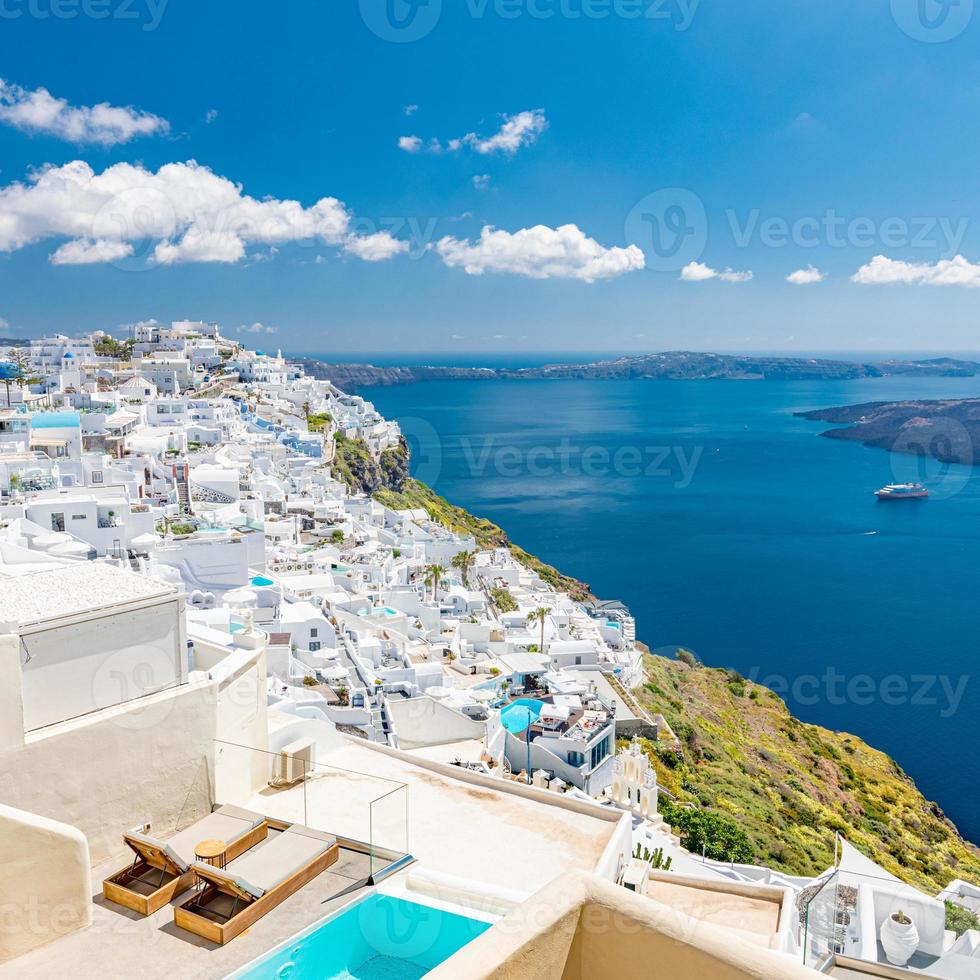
top-left (499, 698), bottom-right (545, 734)
top-left (229, 893), bottom-right (491, 979)
top-left (250, 575), bottom-right (275, 587)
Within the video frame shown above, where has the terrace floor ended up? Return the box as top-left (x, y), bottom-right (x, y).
top-left (0, 845), bottom-right (373, 980)
top-left (264, 740), bottom-right (618, 897)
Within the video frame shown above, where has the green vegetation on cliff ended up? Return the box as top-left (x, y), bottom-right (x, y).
top-left (372, 477), bottom-right (592, 600)
top-left (330, 436), bottom-right (410, 495)
top-left (637, 653), bottom-right (980, 894)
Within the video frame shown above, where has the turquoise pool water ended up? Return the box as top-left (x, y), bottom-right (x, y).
top-left (232, 894), bottom-right (490, 979)
top-left (499, 698), bottom-right (545, 734)
top-left (31, 410), bottom-right (80, 428)
top-left (251, 575), bottom-right (275, 587)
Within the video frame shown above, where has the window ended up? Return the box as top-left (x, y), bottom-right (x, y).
top-left (50, 513), bottom-right (65, 532)
top-left (568, 751), bottom-right (585, 768)
top-left (310, 627), bottom-right (318, 637)
top-left (71, 513), bottom-right (86, 521)
top-left (91, 470), bottom-right (103, 484)
top-left (309, 641), bottom-right (320, 652)
top-left (590, 736), bottom-right (611, 770)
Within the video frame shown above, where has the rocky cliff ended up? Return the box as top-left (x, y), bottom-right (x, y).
top-left (798, 398), bottom-right (980, 465)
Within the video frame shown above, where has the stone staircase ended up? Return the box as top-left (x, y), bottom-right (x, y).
top-left (607, 671), bottom-right (655, 726)
top-left (174, 471), bottom-right (191, 514)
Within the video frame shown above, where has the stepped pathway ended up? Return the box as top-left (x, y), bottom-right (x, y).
top-left (607, 671), bottom-right (682, 750)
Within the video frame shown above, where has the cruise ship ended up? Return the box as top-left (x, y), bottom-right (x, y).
top-left (874, 482), bottom-right (929, 500)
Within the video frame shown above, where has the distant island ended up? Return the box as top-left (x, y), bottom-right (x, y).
top-left (299, 351), bottom-right (980, 390)
top-left (798, 398), bottom-right (980, 465)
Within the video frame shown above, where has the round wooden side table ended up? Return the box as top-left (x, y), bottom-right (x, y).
top-left (195, 838), bottom-right (228, 870)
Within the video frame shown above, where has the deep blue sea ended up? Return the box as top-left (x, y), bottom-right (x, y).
top-left (356, 371), bottom-right (980, 843)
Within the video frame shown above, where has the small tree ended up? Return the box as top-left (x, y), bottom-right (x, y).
top-left (424, 563), bottom-right (446, 602)
top-left (526, 607), bottom-right (550, 656)
top-left (451, 549), bottom-right (475, 587)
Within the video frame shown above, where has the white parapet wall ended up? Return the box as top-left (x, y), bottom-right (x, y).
top-left (0, 803), bottom-right (92, 964)
top-left (0, 633), bottom-right (269, 867)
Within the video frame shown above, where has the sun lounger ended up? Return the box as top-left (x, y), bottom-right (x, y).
top-left (102, 805), bottom-right (268, 916)
top-left (173, 823), bottom-right (340, 944)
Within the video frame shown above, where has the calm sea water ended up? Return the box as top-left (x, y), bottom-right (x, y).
top-left (364, 375), bottom-right (980, 843)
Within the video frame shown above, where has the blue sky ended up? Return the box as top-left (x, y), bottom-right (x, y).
top-left (2, 0), bottom-right (980, 353)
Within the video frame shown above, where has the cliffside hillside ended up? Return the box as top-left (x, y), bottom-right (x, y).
top-left (330, 435), bottom-right (410, 494)
top-left (637, 653), bottom-right (980, 894)
top-left (335, 435), bottom-right (980, 896)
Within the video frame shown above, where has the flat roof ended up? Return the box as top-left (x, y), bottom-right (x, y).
top-left (0, 562), bottom-right (177, 628)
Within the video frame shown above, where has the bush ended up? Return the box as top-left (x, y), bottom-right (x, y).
top-left (676, 648), bottom-right (700, 668)
top-left (659, 800), bottom-right (754, 863)
top-left (302, 676), bottom-right (317, 687)
top-left (946, 900), bottom-right (980, 937)
top-left (491, 586), bottom-right (517, 612)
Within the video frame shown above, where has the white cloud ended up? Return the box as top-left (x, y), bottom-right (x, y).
top-left (463, 109), bottom-right (547, 155)
top-left (399, 109), bottom-right (547, 158)
top-left (205, 109), bottom-right (218, 125)
top-left (681, 261), bottom-right (753, 283)
top-left (0, 78), bottom-right (168, 145)
top-left (451, 333), bottom-right (465, 340)
top-left (786, 265), bottom-right (826, 285)
top-left (851, 254), bottom-right (980, 287)
top-left (436, 223), bottom-right (644, 282)
top-left (404, 104), bottom-right (418, 116)
top-left (0, 159), bottom-right (406, 267)
top-left (342, 231), bottom-right (409, 262)
top-left (238, 322), bottom-right (276, 334)
top-left (50, 238), bottom-right (134, 265)
top-left (472, 174), bottom-right (491, 191)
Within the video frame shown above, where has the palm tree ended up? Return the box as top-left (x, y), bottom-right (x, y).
top-left (302, 400), bottom-right (311, 424)
top-left (526, 606), bottom-right (550, 657)
top-left (451, 549), bottom-right (474, 587)
top-left (424, 563), bottom-right (445, 602)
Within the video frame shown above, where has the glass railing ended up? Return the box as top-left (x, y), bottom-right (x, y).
top-left (802, 870), bottom-right (846, 967)
top-left (212, 738), bottom-right (410, 881)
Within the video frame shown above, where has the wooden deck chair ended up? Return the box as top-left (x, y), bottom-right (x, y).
top-left (103, 805), bottom-right (268, 916)
top-left (174, 824), bottom-right (339, 944)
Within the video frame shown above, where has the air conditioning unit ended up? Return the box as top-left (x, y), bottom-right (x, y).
top-left (271, 737), bottom-right (315, 787)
